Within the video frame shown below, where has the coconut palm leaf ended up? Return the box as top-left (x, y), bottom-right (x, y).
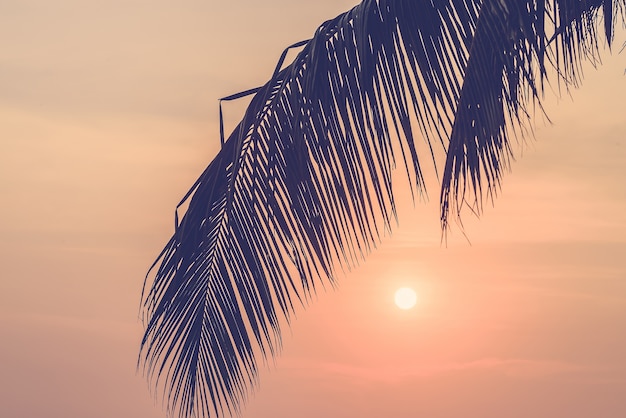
top-left (440, 0), bottom-right (624, 227)
top-left (139, 1), bottom-right (624, 417)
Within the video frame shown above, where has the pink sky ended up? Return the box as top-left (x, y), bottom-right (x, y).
top-left (1, 2), bottom-right (625, 418)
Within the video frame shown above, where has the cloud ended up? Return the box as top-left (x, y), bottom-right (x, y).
top-left (278, 356), bottom-right (586, 384)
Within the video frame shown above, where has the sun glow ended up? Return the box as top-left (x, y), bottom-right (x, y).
top-left (394, 287), bottom-right (417, 310)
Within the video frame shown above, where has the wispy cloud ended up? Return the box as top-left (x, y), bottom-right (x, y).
top-left (279, 356), bottom-right (586, 384)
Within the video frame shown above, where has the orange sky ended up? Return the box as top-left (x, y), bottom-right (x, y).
top-left (1, 2), bottom-right (625, 418)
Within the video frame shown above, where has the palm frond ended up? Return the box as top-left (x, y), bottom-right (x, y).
top-left (139, 1), bottom-right (624, 417)
top-left (440, 0), bottom-right (625, 228)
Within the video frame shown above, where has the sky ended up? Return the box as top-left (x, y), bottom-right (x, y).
top-left (1, 1), bottom-right (625, 417)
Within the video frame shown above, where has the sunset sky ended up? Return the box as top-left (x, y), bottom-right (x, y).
top-left (1, 1), bottom-right (625, 417)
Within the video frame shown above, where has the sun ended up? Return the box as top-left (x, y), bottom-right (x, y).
top-left (394, 287), bottom-right (417, 310)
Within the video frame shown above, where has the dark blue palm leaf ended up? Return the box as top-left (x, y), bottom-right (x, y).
top-left (139, 1), bottom-right (624, 417)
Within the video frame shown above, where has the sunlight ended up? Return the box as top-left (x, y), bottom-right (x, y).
top-left (394, 287), bottom-right (418, 310)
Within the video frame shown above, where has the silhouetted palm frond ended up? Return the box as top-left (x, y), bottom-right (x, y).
top-left (139, 1), bottom-right (624, 417)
